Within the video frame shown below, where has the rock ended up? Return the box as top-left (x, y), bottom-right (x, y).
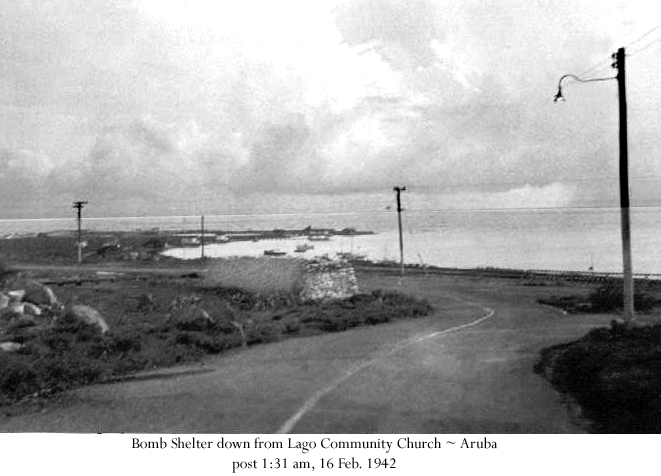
top-left (23, 302), bottom-right (42, 317)
top-left (9, 301), bottom-right (25, 315)
top-left (7, 290), bottom-right (25, 302)
top-left (0, 292), bottom-right (9, 310)
top-left (0, 305), bottom-right (24, 324)
top-left (0, 341), bottom-right (24, 352)
top-left (22, 281), bottom-right (58, 308)
top-left (58, 305), bottom-right (110, 334)
top-left (167, 305), bottom-right (215, 331)
top-left (1, 276), bottom-right (58, 307)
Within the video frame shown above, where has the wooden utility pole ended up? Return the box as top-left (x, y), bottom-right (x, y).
top-left (393, 186), bottom-right (406, 276)
top-left (201, 215), bottom-right (205, 260)
top-left (613, 47), bottom-right (635, 325)
top-left (72, 201), bottom-right (88, 264)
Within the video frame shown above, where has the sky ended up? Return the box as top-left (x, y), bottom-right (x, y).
top-left (1, 0), bottom-right (661, 218)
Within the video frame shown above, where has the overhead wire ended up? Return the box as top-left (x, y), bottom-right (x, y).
top-left (573, 23), bottom-right (661, 78)
top-left (628, 33), bottom-right (661, 57)
top-left (626, 24), bottom-right (661, 50)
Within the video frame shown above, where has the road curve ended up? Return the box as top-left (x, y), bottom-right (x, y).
top-left (0, 273), bottom-right (601, 433)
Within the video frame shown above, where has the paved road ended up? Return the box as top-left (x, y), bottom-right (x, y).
top-left (0, 273), bottom-right (607, 433)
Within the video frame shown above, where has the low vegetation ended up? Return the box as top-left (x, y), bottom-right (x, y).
top-left (0, 277), bottom-right (432, 406)
top-left (537, 282), bottom-right (660, 314)
top-left (535, 323), bottom-right (661, 432)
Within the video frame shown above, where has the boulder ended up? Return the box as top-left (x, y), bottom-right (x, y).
top-left (167, 305), bottom-right (215, 331)
top-left (23, 302), bottom-right (42, 317)
top-left (1, 277), bottom-right (58, 308)
top-left (22, 281), bottom-right (58, 308)
top-left (0, 303), bottom-right (24, 324)
top-left (5, 292), bottom-right (41, 317)
top-left (7, 290), bottom-right (25, 302)
top-left (58, 305), bottom-right (110, 334)
top-left (0, 341), bottom-right (24, 352)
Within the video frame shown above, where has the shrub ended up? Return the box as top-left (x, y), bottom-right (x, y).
top-left (535, 324), bottom-right (661, 432)
top-left (589, 283), bottom-right (656, 313)
top-left (0, 356), bottom-right (39, 404)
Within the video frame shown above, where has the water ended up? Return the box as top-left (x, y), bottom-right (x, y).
top-left (2, 208), bottom-right (660, 273)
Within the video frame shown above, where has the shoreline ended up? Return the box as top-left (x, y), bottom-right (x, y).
top-left (2, 227), bottom-right (661, 282)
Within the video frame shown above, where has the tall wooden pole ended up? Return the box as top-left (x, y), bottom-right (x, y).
top-left (201, 215), bottom-right (205, 260)
top-left (73, 201), bottom-right (88, 264)
top-left (614, 47), bottom-right (635, 325)
top-left (393, 186), bottom-right (406, 276)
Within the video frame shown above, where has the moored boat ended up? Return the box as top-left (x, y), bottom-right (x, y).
top-left (294, 243), bottom-right (315, 252)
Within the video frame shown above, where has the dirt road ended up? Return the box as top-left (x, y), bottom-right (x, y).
top-left (0, 272), bottom-right (609, 433)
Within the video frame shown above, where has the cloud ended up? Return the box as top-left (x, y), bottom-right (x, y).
top-left (1, 0), bottom-right (661, 218)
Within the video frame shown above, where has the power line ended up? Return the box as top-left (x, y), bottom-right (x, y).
top-left (625, 24), bottom-right (661, 49)
top-left (628, 33), bottom-right (661, 57)
top-left (575, 23), bottom-right (661, 77)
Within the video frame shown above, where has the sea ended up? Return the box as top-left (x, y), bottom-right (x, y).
top-left (1, 208), bottom-right (660, 274)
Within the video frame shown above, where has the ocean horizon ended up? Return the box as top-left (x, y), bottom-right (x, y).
top-left (1, 207), bottom-right (659, 274)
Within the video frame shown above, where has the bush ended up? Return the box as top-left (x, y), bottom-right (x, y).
top-left (589, 283), bottom-right (656, 313)
top-left (0, 356), bottom-right (39, 404)
top-left (535, 324), bottom-right (661, 432)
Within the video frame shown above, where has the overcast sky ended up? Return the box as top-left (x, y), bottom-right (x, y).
top-left (1, 0), bottom-right (661, 218)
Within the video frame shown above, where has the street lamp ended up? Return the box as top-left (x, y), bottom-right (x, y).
top-left (555, 47), bottom-right (634, 326)
top-left (554, 73), bottom-right (615, 102)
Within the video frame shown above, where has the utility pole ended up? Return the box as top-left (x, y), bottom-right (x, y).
top-left (613, 47), bottom-right (635, 325)
top-left (201, 214), bottom-right (205, 260)
top-left (554, 48), bottom-right (635, 325)
top-left (72, 201), bottom-right (88, 264)
top-left (393, 186), bottom-right (406, 276)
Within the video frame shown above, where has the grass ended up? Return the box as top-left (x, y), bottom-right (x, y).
top-left (534, 323), bottom-right (661, 433)
top-left (0, 277), bottom-right (432, 406)
top-left (0, 231), bottom-right (178, 264)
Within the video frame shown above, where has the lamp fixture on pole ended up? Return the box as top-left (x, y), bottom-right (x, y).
top-left (554, 73), bottom-right (616, 103)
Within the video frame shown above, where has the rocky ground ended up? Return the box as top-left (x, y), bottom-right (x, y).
top-left (0, 262), bottom-right (431, 407)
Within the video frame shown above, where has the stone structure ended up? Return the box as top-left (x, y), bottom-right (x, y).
top-left (299, 259), bottom-right (358, 302)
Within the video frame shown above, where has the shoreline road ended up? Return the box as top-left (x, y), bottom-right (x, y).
top-left (0, 273), bottom-right (608, 433)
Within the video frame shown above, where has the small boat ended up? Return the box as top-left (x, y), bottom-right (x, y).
top-left (179, 236), bottom-right (200, 246)
top-left (294, 243), bottom-right (315, 253)
top-left (336, 252), bottom-right (366, 261)
top-left (264, 249), bottom-right (287, 256)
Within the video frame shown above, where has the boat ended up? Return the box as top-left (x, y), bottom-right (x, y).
top-left (179, 236), bottom-right (200, 246)
top-left (294, 243), bottom-right (315, 253)
top-left (336, 252), bottom-right (366, 261)
top-left (264, 250), bottom-right (287, 256)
